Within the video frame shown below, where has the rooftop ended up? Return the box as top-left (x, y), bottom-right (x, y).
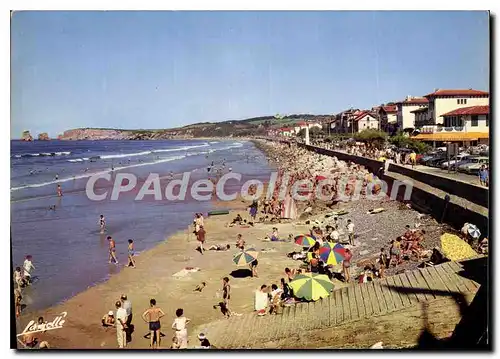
top-left (424, 89), bottom-right (489, 98)
top-left (441, 105), bottom-right (490, 117)
top-left (396, 97), bottom-right (429, 105)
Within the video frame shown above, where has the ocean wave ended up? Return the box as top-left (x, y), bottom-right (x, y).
top-left (67, 158), bottom-right (90, 163)
top-left (11, 155), bottom-right (188, 192)
top-left (11, 151), bottom-right (71, 158)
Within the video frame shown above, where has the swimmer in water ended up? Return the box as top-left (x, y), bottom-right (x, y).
top-left (99, 214), bottom-right (106, 233)
top-left (229, 167), bottom-right (232, 172)
top-left (55, 174), bottom-right (59, 180)
top-left (57, 184), bottom-right (63, 197)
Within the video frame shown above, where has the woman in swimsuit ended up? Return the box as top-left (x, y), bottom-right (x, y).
top-left (127, 239), bottom-right (136, 268)
top-left (142, 299), bottom-right (165, 349)
top-left (107, 236), bottom-right (118, 264)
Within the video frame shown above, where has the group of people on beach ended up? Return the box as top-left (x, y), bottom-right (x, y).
top-left (101, 295), bottom-right (211, 350)
top-left (100, 215), bottom-right (136, 268)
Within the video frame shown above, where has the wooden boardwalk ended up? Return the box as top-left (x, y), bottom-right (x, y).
top-left (194, 260), bottom-right (481, 348)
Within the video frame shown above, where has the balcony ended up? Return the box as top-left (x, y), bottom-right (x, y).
top-left (419, 125), bottom-right (466, 134)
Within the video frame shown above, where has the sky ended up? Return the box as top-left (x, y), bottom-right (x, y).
top-left (11, 11), bottom-right (489, 138)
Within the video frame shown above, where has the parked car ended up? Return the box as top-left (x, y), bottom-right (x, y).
top-left (451, 155), bottom-right (479, 170)
top-left (419, 151), bottom-right (441, 165)
top-left (458, 157), bottom-right (489, 173)
top-left (440, 153), bottom-right (472, 169)
top-left (421, 153), bottom-right (447, 167)
top-left (463, 160), bottom-right (489, 175)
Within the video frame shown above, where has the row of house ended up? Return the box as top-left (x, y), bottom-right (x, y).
top-left (330, 88), bottom-right (489, 145)
top-left (269, 121), bottom-right (323, 137)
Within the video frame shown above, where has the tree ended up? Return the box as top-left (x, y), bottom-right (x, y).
top-left (353, 129), bottom-right (388, 149)
top-left (389, 133), bottom-right (431, 154)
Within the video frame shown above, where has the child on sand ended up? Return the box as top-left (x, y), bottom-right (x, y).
top-left (102, 311), bottom-right (115, 327)
top-left (250, 259), bottom-right (259, 278)
top-left (13, 266), bottom-right (26, 290)
top-left (107, 236), bottom-right (118, 264)
top-left (196, 226), bottom-right (206, 254)
top-left (127, 239), bottom-right (136, 268)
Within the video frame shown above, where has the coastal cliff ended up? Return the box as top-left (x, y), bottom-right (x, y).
top-left (58, 114), bottom-right (333, 140)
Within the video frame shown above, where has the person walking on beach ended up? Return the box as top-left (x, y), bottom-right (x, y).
top-left (142, 299), bottom-right (165, 349)
top-left (57, 184), bottom-right (63, 197)
top-left (115, 301), bottom-right (128, 348)
top-left (13, 266), bottom-right (26, 291)
top-left (346, 219), bottom-right (355, 246)
top-left (127, 239), bottom-right (136, 268)
top-left (23, 255), bottom-right (35, 285)
top-left (409, 150), bottom-right (417, 168)
top-left (107, 236), bottom-right (118, 264)
top-left (99, 215), bottom-right (106, 234)
top-left (196, 226), bottom-right (206, 254)
top-left (250, 258), bottom-right (259, 278)
top-left (172, 308), bottom-right (190, 349)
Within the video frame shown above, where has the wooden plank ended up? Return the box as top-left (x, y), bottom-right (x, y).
top-left (385, 276), bottom-right (405, 310)
top-left (319, 297), bottom-right (330, 328)
top-left (225, 315), bottom-right (251, 347)
top-left (347, 286), bottom-right (359, 320)
top-left (295, 302), bottom-right (307, 330)
top-left (353, 284), bottom-right (366, 318)
top-left (341, 287), bottom-right (351, 321)
top-left (420, 267), bottom-right (446, 295)
top-left (275, 305), bottom-right (289, 339)
top-left (392, 274), bottom-right (411, 307)
top-left (373, 281), bottom-right (388, 313)
top-left (243, 315), bottom-right (260, 348)
top-left (335, 289), bottom-right (343, 323)
top-left (413, 269), bottom-right (435, 301)
top-left (379, 278), bottom-right (396, 312)
top-left (427, 266), bottom-right (453, 293)
top-left (434, 264), bottom-right (461, 293)
top-left (328, 291), bottom-right (337, 326)
top-left (441, 262), bottom-right (473, 294)
top-left (445, 261), bottom-right (480, 291)
top-left (405, 271), bottom-right (426, 302)
top-left (360, 283), bottom-right (374, 316)
top-left (399, 272), bottom-right (419, 305)
top-left (366, 281), bottom-right (381, 314)
top-left (280, 305), bottom-right (296, 338)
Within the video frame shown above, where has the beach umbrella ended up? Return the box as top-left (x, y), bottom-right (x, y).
top-left (319, 242), bottom-right (346, 266)
top-left (289, 273), bottom-right (334, 301)
top-left (467, 224), bottom-right (481, 239)
top-left (440, 233), bottom-right (477, 261)
top-left (232, 248), bottom-right (259, 267)
top-left (294, 235), bottom-right (316, 248)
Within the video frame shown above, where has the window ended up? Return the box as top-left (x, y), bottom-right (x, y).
top-left (457, 99), bottom-right (460, 104)
top-left (471, 115), bottom-right (478, 127)
top-left (464, 99), bottom-right (467, 105)
top-left (486, 115), bottom-right (489, 127)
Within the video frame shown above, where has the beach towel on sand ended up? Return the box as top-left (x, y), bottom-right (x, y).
top-left (172, 267), bottom-right (201, 278)
top-left (254, 290), bottom-right (268, 312)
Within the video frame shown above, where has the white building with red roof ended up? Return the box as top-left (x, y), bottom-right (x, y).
top-left (424, 88), bottom-right (489, 126)
top-left (395, 96), bottom-right (429, 132)
top-left (378, 104), bottom-right (398, 133)
top-left (352, 111), bottom-right (379, 133)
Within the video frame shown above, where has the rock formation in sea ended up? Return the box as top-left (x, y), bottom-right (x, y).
top-left (21, 130), bottom-right (33, 141)
top-left (38, 132), bottom-right (50, 141)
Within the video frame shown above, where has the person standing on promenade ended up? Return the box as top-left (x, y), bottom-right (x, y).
top-left (99, 215), bottom-right (106, 234)
top-left (115, 301), bottom-right (128, 348)
top-left (409, 150), bottom-right (417, 168)
top-left (107, 236), bottom-right (118, 264)
top-left (172, 308), bottom-right (190, 349)
top-left (142, 299), bottom-right (165, 349)
top-left (346, 219), bottom-right (355, 246)
top-left (479, 165), bottom-right (489, 187)
top-left (127, 239), bottom-right (136, 268)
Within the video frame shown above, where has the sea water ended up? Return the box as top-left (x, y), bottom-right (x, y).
top-left (11, 139), bottom-right (273, 311)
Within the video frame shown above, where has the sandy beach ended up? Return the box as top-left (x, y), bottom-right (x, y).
top-left (14, 140), bottom-right (463, 349)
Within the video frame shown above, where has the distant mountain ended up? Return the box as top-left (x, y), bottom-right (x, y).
top-left (58, 114), bottom-right (333, 140)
